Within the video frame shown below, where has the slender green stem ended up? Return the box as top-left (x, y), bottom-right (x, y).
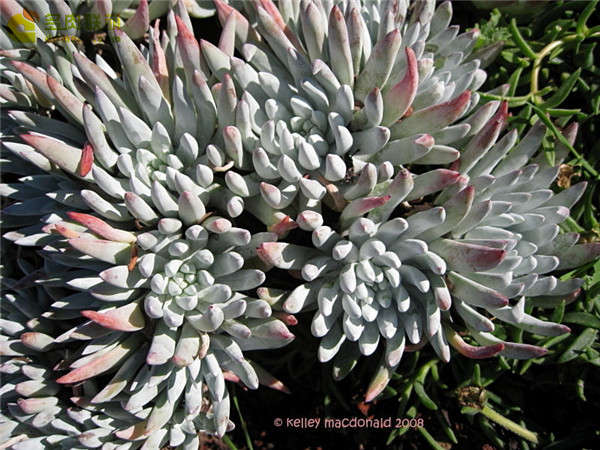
top-left (417, 426), bottom-right (447, 450)
top-left (530, 104), bottom-right (600, 179)
top-left (530, 34), bottom-right (581, 105)
top-left (232, 388), bottom-right (254, 450)
top-left (530, 40), bottom-right (562, 105)
top-left (415, 359), bottom-right (439, 384)
top-left (480, 405), bottom-right (539, 444)
top-left (508, 18), bottom-right (537, 60)
top-left (576, 0), bottom-right (598, 36)
top-left (222, 435), bottom-right (239, 450)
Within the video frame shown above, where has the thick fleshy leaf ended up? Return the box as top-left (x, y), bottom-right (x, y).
top-left (81, 301), bottom-right (145, 332)
top-left (555, 243), bottom-right (600, 270)
top-left (19, 133), bottom-right (87, 178)
top-left (443, 323), bottom-right (504, 359)
top-left (328, 6), bottom-right (353, 87)
top-left (56, 333), bottom-right (142, 384)
top-left (391, 90), bottom-right (471, 138)
top-left (256, 242), bottom-right (320, 269)
top-left (68, 238), bottom-right (132, 265)
top-left (429, 239), bottom-right (506, 272)
top-left (67, 212), bottom-right (136, 243)
top-left (382, 48), bottom-right (419, 126)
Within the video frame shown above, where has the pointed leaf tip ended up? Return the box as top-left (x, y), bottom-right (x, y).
top-left (79, 142), bottom-right (94, 176)
top-left (445, 324), bottom-right (504, 359)
top-left (67, 212), bottom-right (136, 243)
top-left (81, 303), bottom-right (144, 332)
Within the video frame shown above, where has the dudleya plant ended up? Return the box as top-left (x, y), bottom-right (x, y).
top-left (1, 0), bottom-right (600, 448)
top-left (201, 0), bottom-right (505, 217)
top-left (257, 102), bottom-right (600, 400)
top-left (1, 4), bottom-right (293, 448)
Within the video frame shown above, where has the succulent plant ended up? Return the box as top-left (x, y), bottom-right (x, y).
top-left (257, 100), bottom-right (600, 400)
top-left (1, 0), bottom-right (599, 447)
top-left (197, 0), bottom-right (505, 218)
top-left (1, 6), bottom-right (293, 447)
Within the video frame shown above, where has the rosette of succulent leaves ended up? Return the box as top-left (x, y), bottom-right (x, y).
top-left (1, 5), bottom-right (294, 449)
top-left (202, 0), bottom-right (504, 217)
top-left (1, 265), bottom-right (198, 449)
top-left (1, 0), bottom-right (600, 448)
top-left (211, 0), bottom-right (600, 397)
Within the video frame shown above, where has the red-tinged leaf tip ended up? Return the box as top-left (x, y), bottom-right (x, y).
top-left (223, 371), bottom-right (242, 384)
top-left (67, 211), bottom-right (94, 224)
top-left (255, 243), bottom-right (270, 264)
top-left (269, 215), bottom-right (298, 236)
top-left (174, 15), bottom-right (196, 43)
top-left (67, 212), bottom-right (136, 243)
top-left (405, 46), bottom-right (417, 69)
top-left (253, 364), bottom-right (292, 394)
top-left (9, 60), bottom-right (26, 70)
top-left (171, 356), bottom-right (189, 367)
top-left (499, 100), bottom-right (509, 117)
top-left (446, 170), bottom-right (462, 183)
top-left (388, 47), bottom-right (419, 114)
top-left (451, 90), bottom-right (471, 111)
top-left (113, 26), bottom-right (124, 38)
top-left (17, 132), bottom-right (38, 147)
top-left (213, 0), bottom-right (235, 23)
top-left (19, 332), bottom-right (44, 346)
top-left (276, 328), bottom-right (295, 340)
top-left (16, 398), bottom-right (39, 415)
top-left (79, 142), bottom-right (94, 176)
top-left (415, 134), bottom-right (434, 148)
top-left (364, 368), bottom-right (392, 402)
top-left (330, 4), bottom-right (342, 19)
top-left (53, 223), bottom-right (81, 239)
top-left (223, 125), bottom-right (237, 137)
top-left (459, 341), bottom-right (504, 359)
top-left (222, 73), bottom-right (235, 93)
top-left (449, 330), bottom-right (505, 358)
top-left (128, 245), bottom-right (138, 272)
top-left (558, 324), bottom-right (571, 334)
top-left (80, 308), bottom-right (143, 332)
top-left (267, 380), bottom-right (291, 395)
top-left (45, 74), bottom-right (59, 88)
top-left (258, 0), bottom-right (286, 31)
top-left (256, 242), bottom-right (288, 266)
top-left (260, 181), bottom-right (277, 194)
top-left (567, 289), bottom-right (581, 305)
top-left (145, 352), bottom-right (162, 365)
top-left (273, 312), bottom-right (298, 326)
top-left (57, 365), bottom-right (97, 385)
top-left (372, 195), bottom-right (391, 207)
